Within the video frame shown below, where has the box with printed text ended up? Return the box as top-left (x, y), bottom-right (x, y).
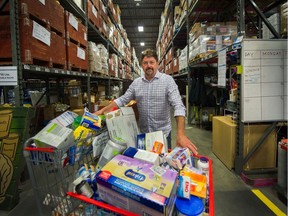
top-left (96, 154), bottom-right (177, 215)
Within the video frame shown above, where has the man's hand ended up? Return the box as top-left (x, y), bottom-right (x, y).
top-left (176, 134), bottom-right (198, 155)
top-left (94, 110), bottom-right (103, 116)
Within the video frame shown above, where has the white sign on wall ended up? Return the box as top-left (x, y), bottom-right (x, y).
top-left (241, 39), bottom-right (287, 122)
top-left (0, 66), bottom-right (18, 86)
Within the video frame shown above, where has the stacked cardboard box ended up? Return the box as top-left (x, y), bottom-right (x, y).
top-left (109, 54), bottom-right (118, 78)
top-left (189, 22), bottom-right (237, 60)
top-left (65, 11), bottom-right (88, 72)
top-left (0, 0), bottom-right (66, 67)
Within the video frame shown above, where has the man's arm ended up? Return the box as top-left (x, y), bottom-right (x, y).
top-left (94, 101), bottom-right (118, 115)
top-left (175, 116), bottom-right (198, 155)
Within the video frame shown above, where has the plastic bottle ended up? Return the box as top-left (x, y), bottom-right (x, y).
top-left (197, 157), bottom-right (209, 177)
top-left (73, 176), bottom-right (93, 198)
top-left (96, 137), bottom-right (127, 170)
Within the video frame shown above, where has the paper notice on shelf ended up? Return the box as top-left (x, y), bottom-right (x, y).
top-left (217, 48), bottom-right (226, 87)
top-left (32, 21), bottom-right (50, 46)
top-left (69, 13), bottom-right (78, 31)
top-left (77, 47), bottom-right (85, 60)
top-left (0, 66), bottom-right (18, 86)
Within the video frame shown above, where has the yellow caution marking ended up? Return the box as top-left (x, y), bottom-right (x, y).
top-left (251, 189), bottom-right (286, 216)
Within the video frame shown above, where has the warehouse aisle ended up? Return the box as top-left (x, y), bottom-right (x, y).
top-left (0, 121), bottom-right (287, 216)
top-left (172, 125), bottom-right (287, 216)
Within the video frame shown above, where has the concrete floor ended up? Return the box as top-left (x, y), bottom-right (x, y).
top-left (0, 120), bottom-right (287, 216)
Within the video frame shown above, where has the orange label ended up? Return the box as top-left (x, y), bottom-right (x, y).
top-left (151, 141), bottom-right (163, 155)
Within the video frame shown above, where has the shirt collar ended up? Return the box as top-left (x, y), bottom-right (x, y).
top-left (142, 70), bottom-right (161, 81)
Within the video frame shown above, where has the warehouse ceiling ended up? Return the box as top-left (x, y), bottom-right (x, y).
top-left (112, 0), bottom-right (168, 61)
top-left (112, 0), bottom-right (285, 62)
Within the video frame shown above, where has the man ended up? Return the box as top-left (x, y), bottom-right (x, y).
top-left (95, 49), bottom-right (198, 155)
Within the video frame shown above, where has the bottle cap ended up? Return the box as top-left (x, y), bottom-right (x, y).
top-left (176, 196), bottom-right (204, 216)
top-left (200, 157), bottom-right (208, 163)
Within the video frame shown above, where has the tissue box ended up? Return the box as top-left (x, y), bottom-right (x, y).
top-left (96, 155), bottom-right (177, 216)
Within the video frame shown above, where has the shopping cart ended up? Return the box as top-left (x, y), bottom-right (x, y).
top-left (23, 136), bottom-right (98, 215)
top-left (66, 155), bottom-right (215, 216)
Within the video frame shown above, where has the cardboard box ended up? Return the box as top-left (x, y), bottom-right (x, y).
top-left (105, 107), bottom-right (139, 148)
top-left (212, 116), bottom-right (277, 170)
top-left (96, 155), bottom-right (177, 215)
top-left (33, 122), bottom-right (74, 149)
top-left (212, 116), bottom-right (236, 170)
top-left (138, 131), bottom-right (168, 154)
top-left (69, 95), bottom-right (83, 109)
top-left (243, 125), bottom-right (277, 170)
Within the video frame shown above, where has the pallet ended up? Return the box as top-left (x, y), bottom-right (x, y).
top-left (93, 71), bottom-right (109, 77)
top-left (241, 172), bottom-right (277, 187)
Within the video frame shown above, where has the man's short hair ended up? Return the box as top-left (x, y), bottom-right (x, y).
top-left (141, 49), bottom-right (158, 63)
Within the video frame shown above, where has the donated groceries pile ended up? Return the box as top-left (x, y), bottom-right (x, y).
top-left (27, 107), bottom-right (212, 216)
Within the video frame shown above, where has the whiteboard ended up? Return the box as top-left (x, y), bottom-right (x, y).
top-left (241, 39), bottom-right (287, 122)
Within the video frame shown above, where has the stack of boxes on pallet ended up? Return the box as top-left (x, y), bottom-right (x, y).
top-left (262, 2), bottom-right (287, 39)
top-left (65, 11), bottom-right (88, 72)
top-left (0, 0), bottom-right (66, 68)
top-left (72, 0), bottom-right (136, 78)
top-left (157, 0), bottom-right (238, 75)
top-left (0, 0), bottom-right (140, 80)
top-left (188, 22), bottom-right (237, 60)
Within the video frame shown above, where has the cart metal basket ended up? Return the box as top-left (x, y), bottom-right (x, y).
top-left (23, 137), bottom-right (97, 215)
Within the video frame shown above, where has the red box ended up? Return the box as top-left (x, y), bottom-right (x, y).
top-left (50, 32), bottom-right (66, 68)
top-left (101, 19), bottom-right (109, 39)
top-left (65, 11), bottom-right (88, 47)
top-left (20, 0), bottom-right (64, 34)
top-left (66, 41), bottom-right (88, 72)
top-left (92, 0), bottom-right (100, 10)
top-left (99, 0), bottom-right (108, 23)
top-left (0, 15), bottom-right (66, 67)
top-left (172, 57), bottom-right (179, 73)
top-left (19, 17), bottom-right (52, 65)
top-left (87, 0), bottom-right (100, 28)
top-left (48, 0), bottom-right (65, 33)
top-left (0, 15), bottom-right (12, 63)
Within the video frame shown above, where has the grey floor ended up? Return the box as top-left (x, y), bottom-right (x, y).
top-left (0, 120), bottom-right (287, 216)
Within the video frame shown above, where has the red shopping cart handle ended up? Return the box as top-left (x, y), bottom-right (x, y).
top-left (24, 147), bottom-right (55, 153)
top-left (67, 192), bottom-right (140, 216)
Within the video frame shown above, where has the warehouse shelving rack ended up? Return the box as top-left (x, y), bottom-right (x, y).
top-left (1, 0), bottom-right (134, 108)
top-left (158, 0), bottom-right (287, 179)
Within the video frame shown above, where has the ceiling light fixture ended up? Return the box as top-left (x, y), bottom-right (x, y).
top-left (134, 0), bottom-right (141, 1)
top-left (138, 26), bottom-right (144, 32)
top-left (136, 3), bottom-right (140, 6)
top-left (140, 42), bottom-right (145, 46)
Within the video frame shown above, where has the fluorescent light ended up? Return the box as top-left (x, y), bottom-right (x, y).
top-left (134, 0), bottom-right (141, 1)
top-left (140, 42), bottom-right (145, 46)
top-left (138, 26), bottom-right (144, 32)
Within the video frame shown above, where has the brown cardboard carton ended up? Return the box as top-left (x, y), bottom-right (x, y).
top-left (243, 125), bottom-right (277, 170)
top-left (212, 116), bottom-right (236, 170)
top-left (212, 116), bottom-right (277, 170)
